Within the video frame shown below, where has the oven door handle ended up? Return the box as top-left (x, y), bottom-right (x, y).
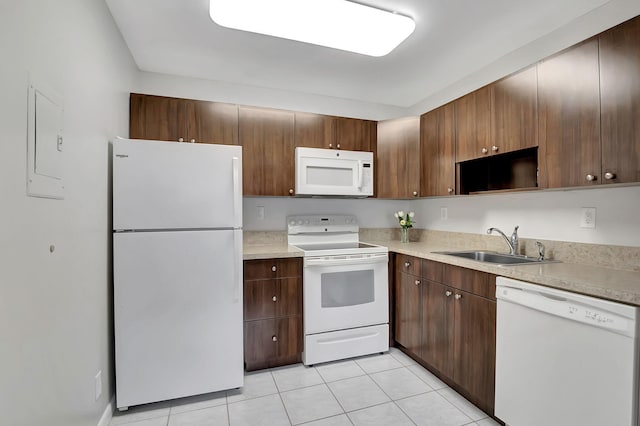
top-left (305, 253), bottom-right (388, 267)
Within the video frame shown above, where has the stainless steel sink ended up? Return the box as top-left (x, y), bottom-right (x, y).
top-left (434, 250), bottom-right (557, 265)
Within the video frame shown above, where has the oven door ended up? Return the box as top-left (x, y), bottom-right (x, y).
top-left (304, 253), bottom-right (388, 335)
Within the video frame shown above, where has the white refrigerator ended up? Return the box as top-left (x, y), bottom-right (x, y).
top-left (112, 138), bottom-right (243, 410)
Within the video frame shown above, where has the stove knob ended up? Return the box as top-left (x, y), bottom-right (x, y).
top-left (305, 220), bottom-right (310, 224)
top-left (289, 220), bottom-right (296, 226)
top-left (297, 220), bottom-right (303, 225)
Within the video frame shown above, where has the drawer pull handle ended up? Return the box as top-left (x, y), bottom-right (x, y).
top-left (404, 262), bottom-right (411, 268)
top-left (455, 294), bottom-right (462, 300)
top-left (272, 296), bottom-right (277, 302)
top-left (415, 280), bottom-right (420, 286)
top-left (445, 291), bottom-right (452, 297)
top-left (271, 265), bottom-right (277, 272)
top-left (272, 335), bottom-right (278, 342)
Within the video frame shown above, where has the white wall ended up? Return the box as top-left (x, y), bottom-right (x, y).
top-left (245, 186), bottom-right (640, 248)
top-left (415, 185), bottom-right (640, 247)
top-left (134, 71), bottom-right (407, 121)
top-left (0, 1), bottom-right (136, 425)
top-left (243, 197), bottom-right (414, 230)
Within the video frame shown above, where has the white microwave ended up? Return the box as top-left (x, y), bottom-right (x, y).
top-left (295, 147), bottom-right (374, 197)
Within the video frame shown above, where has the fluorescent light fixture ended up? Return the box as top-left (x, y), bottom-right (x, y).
top-left (209, 0), bottom-right (416, 57)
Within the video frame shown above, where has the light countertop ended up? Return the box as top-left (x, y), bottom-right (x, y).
top-left (243, 240), bottom-right (640, 306)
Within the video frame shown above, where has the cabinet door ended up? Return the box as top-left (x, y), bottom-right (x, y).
top-left (129, 93), bottom-right (188, 142)
top-left (294, 112), bottom-right (336, 149)
top-left (276, 317), bottom-right (303, 360)
top-left (190, 100), bottom-right (238, 145)
top-left (244, 319), bottom-right (277, 369)
top-left (454, 86), bottom-right (491, 162)
top-left (453, 291), bottom-right (496, 415)
top-left (377, 117), bottom-right (420, 198)
top-left (538, 39), bottom-right (601, 188)
top-left (394, 271), bottom-right (421, 355)
top-left (599, 16), bottom-right (640, 184)
top-left (277, 277), bottom-right (302, 317)
top-left (421, 281), bottom-right (454, 378)
top-left (334, 117), bottom-right (375, 152)
top-left (490, 66), bottom-right (538, 154)
top-left (421, 104), bottom-right (455, 196)
top-left (239, 107), bottom-right (295, 196)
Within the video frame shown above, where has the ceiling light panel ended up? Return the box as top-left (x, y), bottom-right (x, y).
top-left (209, 0), bottom-right (415, 57)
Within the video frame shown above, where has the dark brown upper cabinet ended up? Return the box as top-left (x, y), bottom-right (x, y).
top-left (335, 117), bottom-right (377, 152)
top-left (421, 104), bottom-right (456, 197)
top-left (377, 117), bottom-right (420, 199)
top-left (490, 66), bottom-right (538, 155)
top-left (239, 106), bottom-right (295, 196)
top-left (294, 112), bottom-right (376, 153)
top-left (454, 86), bottom-right (491, 163)
top-left (599, 15), bottom-right (640, 184)
top-left (294, 112), bottom-right (336, 149)
top-left (538, 39), bottom-right (601, 188)
top-left (129, 93), bottom-right (238, 145)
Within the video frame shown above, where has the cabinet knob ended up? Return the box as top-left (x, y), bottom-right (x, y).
top-left (454, 294), bottom-right (462, 300)
top-left (447, 187), bottom-right (453, 194)
top-left (178, 137), bottom-right (184, 142)
top-left (585, 174), bottom-right (597, 182)
top-left (271, 265), bottom-right (277, 272)
top-left (289, 188), bottom-right (294, 195)
top-left (190, 139), bottom-right (196, 143)
top-left (329, 143), bottom-right (333, 148)
top-left (445, 291), bottom-right (452, 297)
top-left (481, 147), bottom-right (488, 154)
top-left (404, 262), bottom-right (411, 268)
top-left (415, 280), bottom-right (420, 286)
top-left (413, 191), bottom-right (418, 197)
top-left (337, 143), bottom-right (341, 149)
top-left (272, 296), bottom-right (277, 302)
top-left (604, 172), bottom-right (616, 180)
top-left (272, 335), bottom-right (278, 342)
top-left (492, 145), bottom-right (499, 152)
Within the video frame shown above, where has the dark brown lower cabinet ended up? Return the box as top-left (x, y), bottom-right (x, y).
top-left (394, 255), bottom-right (497, 417)
top-left (243, 258), bottom-right (303, 371)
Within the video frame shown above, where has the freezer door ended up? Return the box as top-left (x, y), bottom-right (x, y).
top-left (112, 138), bottom-right (242, 230)
top-left (113, 229), bottom-right (243, 409)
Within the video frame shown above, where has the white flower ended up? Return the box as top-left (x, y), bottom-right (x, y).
top-left (394, 212), bottom-right (399, 218)
top-left (400, 219), bottom-right (407, 226)
top-left (408, 211), bottom-right (415, 218)
top-left (398, 211), bottom-right (405, 218)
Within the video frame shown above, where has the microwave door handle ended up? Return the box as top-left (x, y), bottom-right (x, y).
top-left (357, 160), bottom-right (364, 189)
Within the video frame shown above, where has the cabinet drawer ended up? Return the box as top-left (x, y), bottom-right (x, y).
top-left (423, 259), bottom-right (444, 282)
top-left (244, 258), bottom-right (302, 280)
top-left (443, 264), bottom-right (496, 300)
top-left (395, 254), bottom-right (422, 276)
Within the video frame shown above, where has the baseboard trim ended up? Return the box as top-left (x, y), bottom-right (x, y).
top-left (97, 396), bottom-right (115, 426)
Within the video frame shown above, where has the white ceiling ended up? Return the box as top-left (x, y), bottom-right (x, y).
top-left (106, 0), bottom-right (613, 109)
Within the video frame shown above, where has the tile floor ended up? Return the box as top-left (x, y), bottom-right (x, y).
top-left (109, 348), bottom-right (501, 426)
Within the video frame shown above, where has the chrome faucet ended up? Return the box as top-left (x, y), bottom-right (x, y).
top-left (487, 226), bottom-right (519, 255)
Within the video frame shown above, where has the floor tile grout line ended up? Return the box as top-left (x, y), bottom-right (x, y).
top-left (435, 387), bottom-right (487, 423)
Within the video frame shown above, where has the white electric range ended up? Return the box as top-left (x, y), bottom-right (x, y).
top-left (288, 215), bottom-right (389, 365)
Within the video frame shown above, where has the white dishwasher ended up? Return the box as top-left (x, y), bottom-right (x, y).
top-left (495, 277), bottom-right (639, 426)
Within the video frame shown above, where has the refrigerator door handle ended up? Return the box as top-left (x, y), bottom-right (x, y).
top-left (232, 157), bottom-right (242, 228)
top-left (233, 229), bottom-right (242, 302)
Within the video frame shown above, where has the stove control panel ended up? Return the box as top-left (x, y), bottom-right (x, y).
top-left (287, 215), bottom-right (359, 235)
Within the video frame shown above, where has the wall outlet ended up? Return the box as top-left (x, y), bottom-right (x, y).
top-left (257, 206), bottom-right (265, 220)
top-left (94, 370), bottom-right (102, 401)
top-left (580, 207), bottom-right (596, 229)
top-left (440, 207), bottom-right (448, 220)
